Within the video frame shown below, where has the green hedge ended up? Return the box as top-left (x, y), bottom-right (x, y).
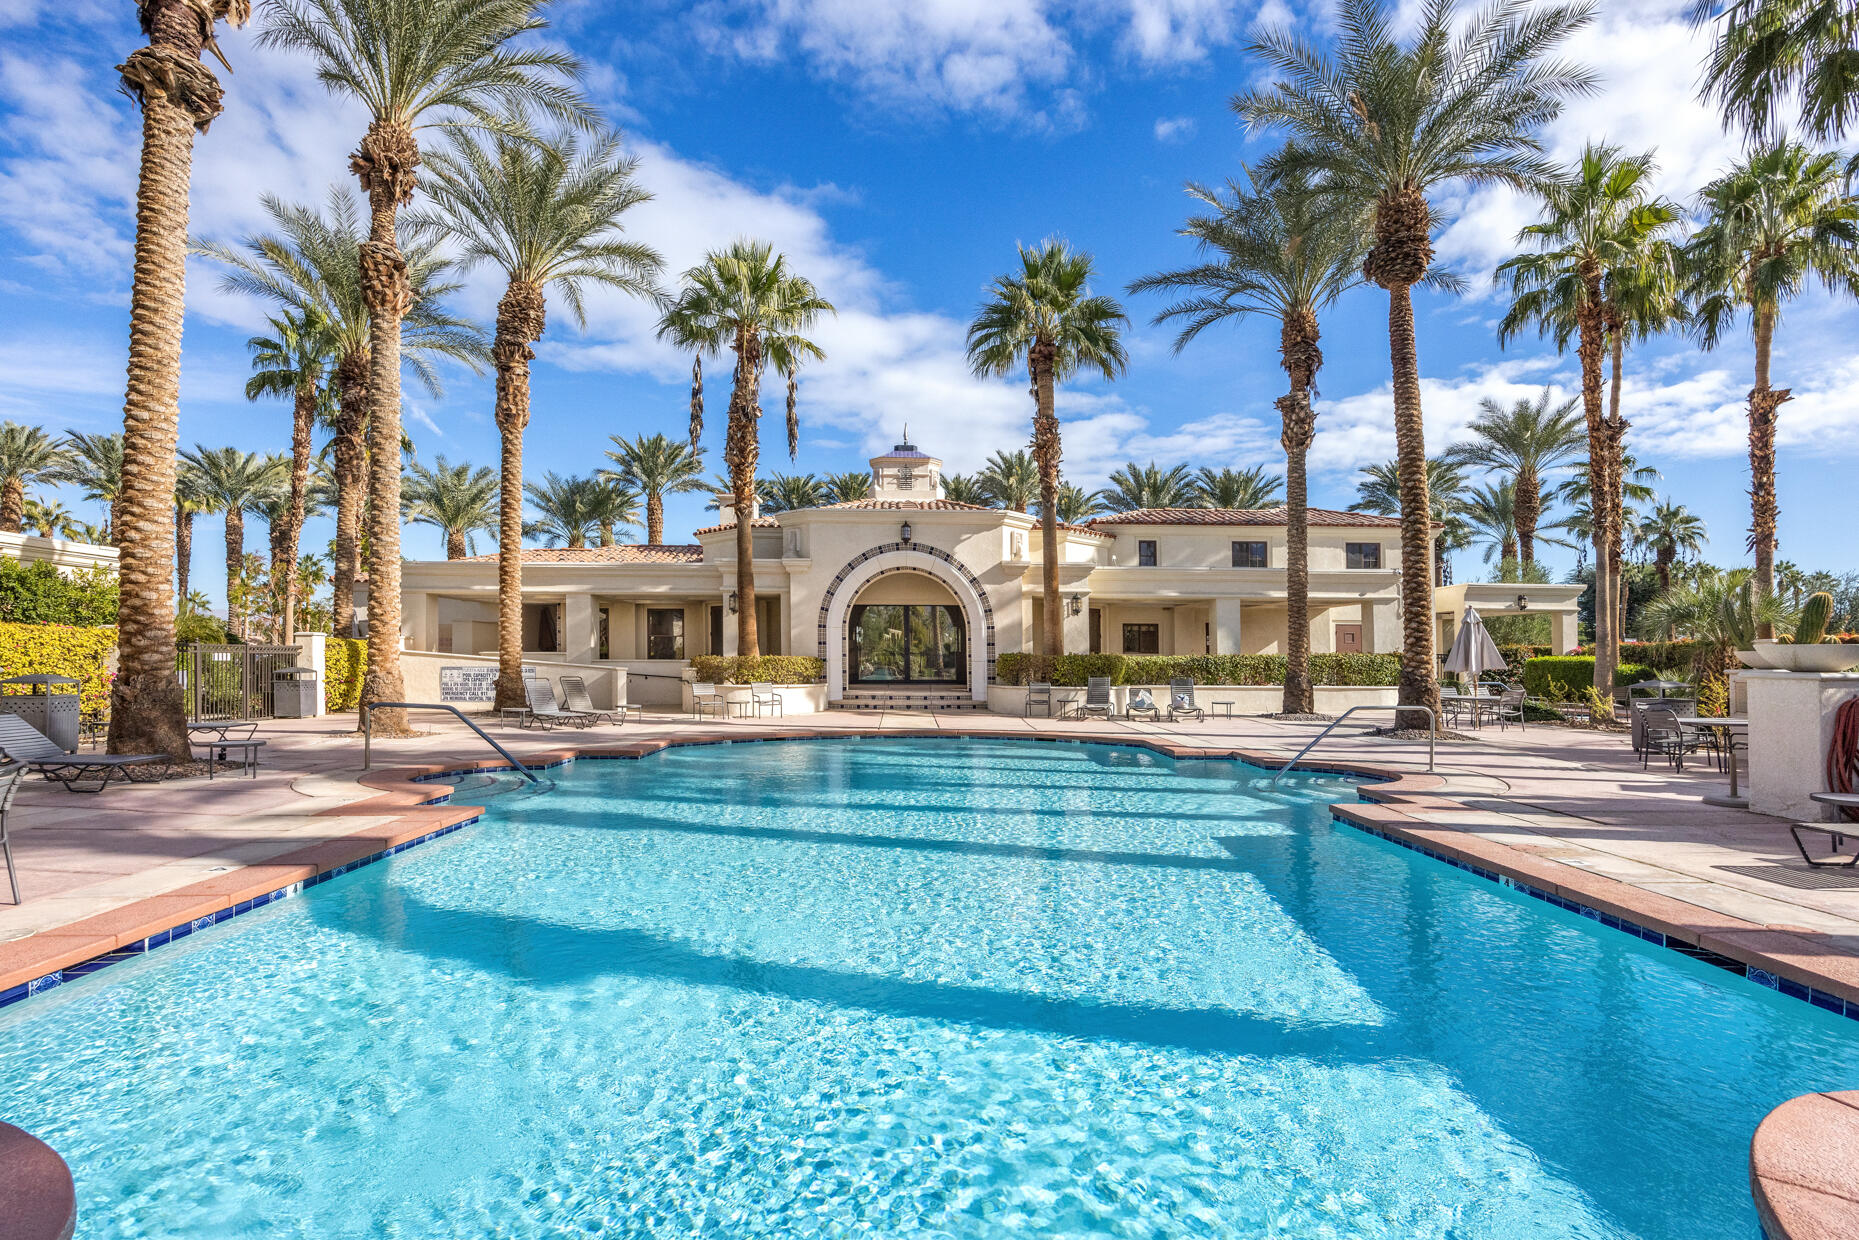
top-left (1496, 643), bottom-right (1551, 670)
top-left (0, 621), bottom-right (117, 712)
top-left (324, 637), bottom-right (366, 712)
top-left (1521, 655), bottom-right (1658, 699)
top-left (0, 560), bottom-right (117, 627)
top-left (689, 655), bottom-right (825, 684)
top-left (1585, 639), bottom-right (1707, 670)
top-left (994, 652), bottom-right (1401, 688)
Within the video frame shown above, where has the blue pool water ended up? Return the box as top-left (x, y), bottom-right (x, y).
top-left (2, 737), bottom-right (1856, 1238)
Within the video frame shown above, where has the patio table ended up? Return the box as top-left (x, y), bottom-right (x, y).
top-left (1672, 715), bottom-right (1748, 807)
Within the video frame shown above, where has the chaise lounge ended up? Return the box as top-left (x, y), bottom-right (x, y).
top-left (520, 680), bottom-right (598, 731)
top-left (557, 675), bottom-right (623, 726)
top-left (0, 715), bottom-right (171, 792)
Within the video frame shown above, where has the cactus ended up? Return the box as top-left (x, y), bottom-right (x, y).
top-left (1796, 591), bottom-right (1836, 645)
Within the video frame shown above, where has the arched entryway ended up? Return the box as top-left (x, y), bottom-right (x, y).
top-left (818, 544), bottom-right (994, 703)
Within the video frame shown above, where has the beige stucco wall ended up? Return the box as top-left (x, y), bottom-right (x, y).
top-left (1091, 526), bottom-right (1409, 572)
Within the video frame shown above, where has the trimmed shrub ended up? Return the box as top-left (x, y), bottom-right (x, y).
top-left (1521, 655), bottom-right (1657, 698)
top-left (995, 652), bottom-right (1401, 687)
top-left (1496, 643), bottom-right (1551, 671)
top-left (0, 621), bottom-right (116, 712)
top-left (689, 654), bottom-right (825, 684)
top-left (324, 637), bottom-right (367, 712)
top-left (0, 560), bottom-right (118, 627)
top-left (1582, 639), bottom-right (1707, 670)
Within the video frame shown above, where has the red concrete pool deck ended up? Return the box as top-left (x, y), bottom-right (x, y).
top-left (0, 708), bottom-right (1855, 1239)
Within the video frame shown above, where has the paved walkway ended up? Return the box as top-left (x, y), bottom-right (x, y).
top-left (3, 707), bottom-right (1852, 952)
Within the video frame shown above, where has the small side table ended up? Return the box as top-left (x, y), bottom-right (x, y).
top-left (199, 738), bottom-right (265, 780)
top-left (1212, 702), bottom-right (1237, 720)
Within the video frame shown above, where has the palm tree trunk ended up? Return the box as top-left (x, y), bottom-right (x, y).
top-left (490, 280), bottom-right (545, 710)
top-left (355, 122), bottom-right (415, 735)
top-left (446, 530), bottom-right (466, 560)
top-left (279, 379), bottom-right (314, 642)
top-left (110, 9), bottom-right (229, 761)
top-left (1514, 467), bottom-right (1539, 567)
top-left (1385, 285), bottom-right (1438, 730)
top-left (176, 508), bottom-right (193, 603)
top-left (1575, 279), bottom-right (1614, 711)
top-left (1277, 312), bottom-right (1321, 715)
top-left (1606, 327), bottom-right (1630, 660)
top-left (224, 507), bottom-right (243, 640)
top-left (0, 479), bottom-right (22, 533)
top-left (646, 491), bottom-right (664, 545)
top-left (331, 352), bottom-right (366, 637)
top-left (724, 332), bottom-right (764, 658)
top-left (1749, 303), bottom-right (1788, 637)
top-left (1030, 344), bottom-right (1063, 659)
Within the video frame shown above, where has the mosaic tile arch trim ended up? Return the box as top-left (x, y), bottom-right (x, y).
top-left (815, 542), bottom-right (998, 683)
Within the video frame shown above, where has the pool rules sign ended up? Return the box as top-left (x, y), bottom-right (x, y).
top-left (440, 666), bottom-right (499, 703)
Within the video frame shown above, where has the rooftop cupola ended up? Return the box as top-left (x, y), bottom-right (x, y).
top-left (868, 429), bottom-right (943, 500)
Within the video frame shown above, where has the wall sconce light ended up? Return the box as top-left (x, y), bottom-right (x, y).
top-left (1514, 594), bottom-right (1529, 611)
top-left (900, 521), bottom-right (913, 544)
top-left (727, 592), bottom-right (739, 615)
top-left (1067, 593), bottom-right (1084, 617)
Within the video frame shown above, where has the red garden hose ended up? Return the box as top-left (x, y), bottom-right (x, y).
top-left (1824, 696), bottom-right (1859, 822)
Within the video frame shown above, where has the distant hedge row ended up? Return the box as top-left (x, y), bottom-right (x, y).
top-left (689, 655), bottom-right (826, 684)
top-left (1520, 656), bottom-right (1659, 699)
top-left (993, 652), bottom-right (1401, 687)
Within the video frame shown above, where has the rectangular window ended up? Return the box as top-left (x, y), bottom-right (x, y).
top-left (597, 607), bottom-right (610, 661)
top-left (1123, 623), bottom-right (1160, 654)
top-left (1231, 541), bottom-right (1268, 568)
top-left (646, 608), bottom-right (685, 660)
top-left (1346, 542), bottom-right (1382, 570)
top-left (1138, 540), bottom-right (1157, 567)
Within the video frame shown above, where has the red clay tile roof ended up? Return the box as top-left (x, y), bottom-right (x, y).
top-left (455, 544), bottom-right (704, 564)
top-left (1085, 506), bottom-right (1405, 528)
top-left (815, 498), bottom-right (990, 511)
top-left (691, 516), bottom-right (783, 535)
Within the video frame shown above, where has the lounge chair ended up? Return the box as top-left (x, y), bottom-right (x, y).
top-left (1025, 681), bottom-right (1055, 718)
top-left (690, 681), bottom-right (728, 721)
top-left (557, 675), bottom-right (621, 726)
top-left (1, 762), bottom-right (22, 903)
top-left (1070, 677), bottom-right (1115, 721)
top-left (1168, 678), bottom-right (1205, 722)
top-left (0, 715), bottom-right (170, 792)
top-left (1125, 687), bottom-right (1163, 722)
top-left (748, 682), bottom-right (783, 718)
top-left (521, 679), bottom-right (597, 730)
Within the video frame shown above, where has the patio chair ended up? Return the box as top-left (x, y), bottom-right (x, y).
top-left (748, 682), bottom-right (783, 718)
top-left (522, 679), bottom-right (597, 731)
top-left (1025, 682), bottom-right (1055, 718)
top-left (1071, 677), bottom-right (1115, 722)
top-left (690, 681), bottom-right (728, 721)
top-left (1125, 686), bottom-right (1163, 723)
top-left (1493, 688), bottom-right (1528, 730)
top-left (557, 675), bottom-right (621, 726)
top-left (1, 762), bottom-right (22, 903)
top-left (0, 715), bottom-right (170, 793)
top-left (1641, 705), bottom-right (1706, 771)
top-left (1167, 678), bottom-right (1205, 723)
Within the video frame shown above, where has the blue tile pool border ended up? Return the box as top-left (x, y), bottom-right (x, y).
top-left (0, 814), bottom-right (480, 1013)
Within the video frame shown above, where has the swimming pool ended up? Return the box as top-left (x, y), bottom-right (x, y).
top-left (1, 737), bottom-right (1854, 1238)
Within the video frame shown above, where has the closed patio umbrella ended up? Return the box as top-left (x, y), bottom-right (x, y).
top-left (1443, 606), bottom-right (1506, 681)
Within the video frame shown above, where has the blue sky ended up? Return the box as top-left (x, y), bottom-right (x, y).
top-left (2, 0), bottom-right (1856, 611)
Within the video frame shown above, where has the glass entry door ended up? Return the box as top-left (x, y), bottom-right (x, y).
top-left (849, 604), bottom-right (966, 684)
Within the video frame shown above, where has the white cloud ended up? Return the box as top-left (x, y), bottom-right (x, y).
top-left (1153, 114), bottom-right (1196, 142)
top-left (1310, 357), bottom-right (1568, 476)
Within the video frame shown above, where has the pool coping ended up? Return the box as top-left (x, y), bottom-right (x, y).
top-left (0, 726), bottom-right (1853, 1239)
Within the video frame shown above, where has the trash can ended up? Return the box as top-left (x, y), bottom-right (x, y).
top-left (273, 667), bottom-right (321, 718)
top-left (0, 674), bottom-right (82, 752)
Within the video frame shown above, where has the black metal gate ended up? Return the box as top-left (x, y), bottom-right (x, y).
top-left (177, 644), bottom-right (301, 720)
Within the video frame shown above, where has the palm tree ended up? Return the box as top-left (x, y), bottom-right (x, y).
top-left (1639, 566), bottom-right (1789, 683)
top-left (243, 310), bottom-right (336, 640)
top-left (1691, 0), bottom-right (1859, 140)
top-left (658, 241), bottom-right (835, 656)
top-left (976, 450), bottom-right (1039, 512)
top-left (968, 241), bottom-right (1128, 657)
top-left (421, 131), bottom-right (661, 708)
top-left (1684, 139), bottom-right (1859, 633)
top-left (1193, 466), bottom-right (1283, 511)
top-left (52, 431), bottom-right (123, 541)
top-left (1237, 0), bottom-right (1595, 727)
top-left (21, 499), bottom-right (71, 540)
top-left (181, 446), bottom-right (288, 638)
top-left (64, 520), bottom-right (109, 546)
top-left (195, 188), bottom-right (486, 638)
top-left (523, 473), bottom-right (599, 548)
top-left (174, 458), bottom-right (210, 604)
top-left (403, 456), bottom-right (498, 558)
top-left (1776, 558), bottom-right (1809, 606)
top-left (1446, 388), bottom-right (1585, 567)
top-left (940, 473), bottom-right (989, 506)
top-left (1352, 457), bottom-right (1472, 587)
top-left (581, 478), bottom-right (640, 547)
top-left (1131, 168), bottom-right (1370, 712)
top-left (0, 424), bottom-right (67, 533)
top-left (822, 471), bottom-right (872, 504)
top-left (759, 473), bottom-right (826, 513)
top-left (1101, 461), bottom-right (1197, 512)
top-left (260, 0), bottom-right (593, 732)
top-left (1498, 143), bottom-right (1684, 706)
top-left (601, 432), bottom-right (705, 543)
top-left (1051, 482), bottom-right (1107, 524)
top-left (1634, 498), bottom-right (1708, 601)
top-left (114, 0), bottom-right (251, 760)
top-left (1461, 480), bottom-right (1521, 566)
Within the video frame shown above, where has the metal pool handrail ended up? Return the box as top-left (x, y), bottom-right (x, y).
top-left (360, 701), bottom-right (543, 783)
top-left (1270, 704), bottom-right (1436, 786)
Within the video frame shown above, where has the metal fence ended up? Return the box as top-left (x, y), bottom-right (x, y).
top-left (176, 644), bottom-right (301, 720)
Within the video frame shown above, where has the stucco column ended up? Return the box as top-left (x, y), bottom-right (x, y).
top-left (401, 590), bottom-right (431, 652)
top-left (1060, 591), bottom-right (1089, 654)
top-left (722, 595), bottom-right (739, 656)
top-left (1369, 598), bottom-right (1400, 653)
top-left (1212, 597), bottom-right (1243, 654)
top-left (1549, 609), bottom-right (1577, 655)
top-left (563, 594), bottom-right (597, 665)
top-left (291, 631), bottom-right (326, 717)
